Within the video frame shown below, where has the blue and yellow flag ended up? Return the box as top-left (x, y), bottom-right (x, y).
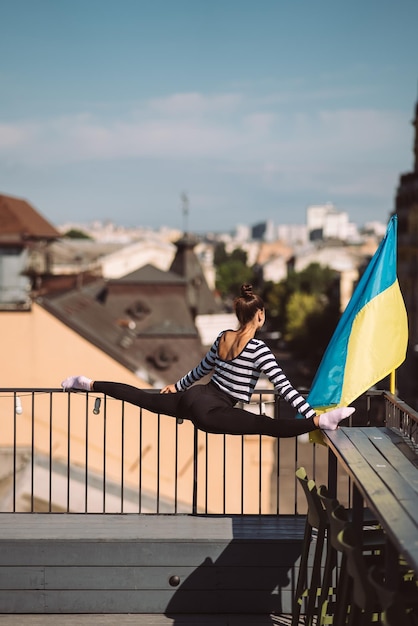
top-left (307, 215), bottom-right (408, 412)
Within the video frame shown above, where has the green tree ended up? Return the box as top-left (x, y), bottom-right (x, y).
top-left (213, 242), bottom-right (228, 266)
top-left (229, 248), bottom-right (248, 264)
top-left (286, 263), bottom-right (336, 295)
top-left (285, 292), bottom-right (322, 343)
top-left (216, 260), bottom-right (254, 300)
top-left (263, 281), bottom-right (288, 331)
top-left (214, 246), bottom-right (256, 299)
top-left (63, 229), bottom-right (92, 240)
top-left (263, 263), bottom-right (340, 372)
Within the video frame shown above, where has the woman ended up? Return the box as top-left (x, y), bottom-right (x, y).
top-left (61, 284), bottom-right (354, 437)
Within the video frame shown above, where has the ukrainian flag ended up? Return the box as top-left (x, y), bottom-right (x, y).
top-left (307, 215), bottom-right (408, 412)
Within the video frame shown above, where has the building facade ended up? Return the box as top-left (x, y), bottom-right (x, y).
top-left (394, 98), bottom-right (418, 408)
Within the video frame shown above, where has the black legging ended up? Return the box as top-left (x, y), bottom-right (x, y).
top-left (93, 381), bottom-right (318, 438)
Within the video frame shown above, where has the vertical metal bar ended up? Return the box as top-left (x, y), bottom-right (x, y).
top-left (174, 418), bottom-right (179, 514)
top-left (293, 428), bottom-right (299, 514)
top-left (102, 394), bottom-right (107, 513)
top-left (84, 394), bottom-right (89, 513)
top-left (258, 395), bottom-right (263, 515)
top-left (30, 391), bottom-right (35, 512)
top-left (347, 475), bottom-right (353, 509)
top-left (67, 393), bottom-right (71, 513)
top-left (274, 393), bottom-right (281, 515)
top-left (192, 426), bottom-right (198, 515)
top-left (258, 435), bottom-right (262, 515)
top-left (222, 434), bottom-right (226, 514)
top-left (156, 413), bottom-right (161, 514)
top-left (120, 401), bottom-right (125, 513)
top-left (293, 426), bottom-right (299, 510)
top-left (204, 432), bottom-right (208, 514)
top-left (276, 434), bottom-right (280, 516)
top-left (138, 407), bottom-right (143, 513)
top-left (366, 392), bottom-right (371, 426)
top-left (310, 410), bottom-right (317, 483)
top-left (240, 435), bottom-right (244, 514)
top-left (12, 392), bottom-right (17, 512)
top-left (49, 392), bottom-right (53, 512)
top-left (328, 446), bottom-right (337, 499)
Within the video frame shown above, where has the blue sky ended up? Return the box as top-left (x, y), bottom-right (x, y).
top-left (1, 0), bottom-right (417, 233)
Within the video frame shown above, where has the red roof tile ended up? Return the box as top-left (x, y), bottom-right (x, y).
top-left (0, 193), bottom-right (60, 240)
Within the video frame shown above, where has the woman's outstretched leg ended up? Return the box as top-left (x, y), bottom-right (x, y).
top-left (194, 407), bottom-right (319, 437)
top-left (179, 388), bottom-right (355, 436)
top-left (193, 407), bottom-right (354, 437)
top-left (61, 377), bottom-right (184, 419)
top-left (92, 381), bottom-right (184, 418)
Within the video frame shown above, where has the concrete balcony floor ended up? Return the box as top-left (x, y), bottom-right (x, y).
top-left (0, 514), bottom-right (307, 623)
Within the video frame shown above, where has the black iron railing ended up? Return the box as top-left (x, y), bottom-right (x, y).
top-left (384, 391), bottom-right (418, 444)
top-left (0, 387), bottom-right (416, 515)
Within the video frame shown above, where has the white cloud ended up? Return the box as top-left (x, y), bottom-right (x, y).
top-left (148, 92), bottom-right (242, 116)
top-left (316, 109), bottom-right (405, 153)
top-left (242, 112), bottom-right (276, 135)
top-left (0, 122), bottom-right (37, 148)
top-left (0, 91), bottom-right (410, 211)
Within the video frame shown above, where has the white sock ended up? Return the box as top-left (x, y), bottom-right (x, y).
top-left (318, 407), bottom-right (355, 430)
top-left (61, 375), bottom-right (92, 391)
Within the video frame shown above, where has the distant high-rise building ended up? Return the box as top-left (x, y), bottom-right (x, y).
top-left (306, 202), bottom-right (352, 241)
top-left (251, 220), bottom-right (276, 242)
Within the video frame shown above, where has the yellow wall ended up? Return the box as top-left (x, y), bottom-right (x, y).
top-left (0, 303), bottom-right (150, 388)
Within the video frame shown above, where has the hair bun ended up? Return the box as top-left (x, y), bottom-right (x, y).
top-left (241, 284), bottom-right (253, 298)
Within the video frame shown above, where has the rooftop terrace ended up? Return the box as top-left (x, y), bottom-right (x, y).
top-left (0, 387), bottom-right (416, 623)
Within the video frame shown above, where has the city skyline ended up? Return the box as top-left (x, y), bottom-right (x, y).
top-left (58, 202), bottom-right (387, 241)
top-left (1, 0), bottom-right (417, 232)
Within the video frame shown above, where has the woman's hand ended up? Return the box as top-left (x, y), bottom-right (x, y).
top-left (160, 384), bottom-right (177, 394)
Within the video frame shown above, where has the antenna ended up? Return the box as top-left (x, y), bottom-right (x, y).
top-left (180, 192), bottom-right (189, 234)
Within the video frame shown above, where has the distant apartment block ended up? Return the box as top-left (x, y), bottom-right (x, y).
top-left (277, 223), bottom-right (308, 246)
top-left (306, 202), bottom-right (358, 242)
top-left (0, 194), bottom-right (60, 310)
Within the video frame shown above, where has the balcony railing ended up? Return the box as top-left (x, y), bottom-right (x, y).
top-left (0, 387), bottom-right (416, 516)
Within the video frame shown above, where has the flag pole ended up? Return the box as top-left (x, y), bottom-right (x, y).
top-left (390, 370), bottom-right (396, 394)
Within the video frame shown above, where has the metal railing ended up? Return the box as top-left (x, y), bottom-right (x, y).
top-left (0, 387), bottom-right (416, 515)
top-left (384, 391), bottom-right (418, 444)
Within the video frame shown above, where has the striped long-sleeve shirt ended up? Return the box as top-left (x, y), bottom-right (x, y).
top-left (175, 332), bottom-right (316, 419)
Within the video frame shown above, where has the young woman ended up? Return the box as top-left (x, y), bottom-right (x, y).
top-left (61, 284), bottom-right (354, 437)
